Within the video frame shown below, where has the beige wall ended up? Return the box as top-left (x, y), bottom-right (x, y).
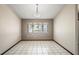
top-left (77, 5), bottom-right (79, 54)
top-left (22, 19), bottom-right (53, 40)
top-left (0, 5), bottom-right (21, 54)
top-left (53, 5), bottom-right (77, 54)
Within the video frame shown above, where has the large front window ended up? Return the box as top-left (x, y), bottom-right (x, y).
top-left (28, 22), bottom-right (48, 33)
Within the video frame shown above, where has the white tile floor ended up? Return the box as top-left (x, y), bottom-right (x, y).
top-left (4, 41), bottom-right (71, 55)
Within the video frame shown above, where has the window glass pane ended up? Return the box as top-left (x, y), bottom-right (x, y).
top-left (28, 23), bottom-right (32, 32)
top-left (39, 23), bottom-right (42, 32)
top-left (43, 23), bottom-right (48, 32)
top-left (33, 23), bottom-right (39, 32)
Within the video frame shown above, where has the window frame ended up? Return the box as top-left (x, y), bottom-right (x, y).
top-left (28, 22), bottom-right (48, 33)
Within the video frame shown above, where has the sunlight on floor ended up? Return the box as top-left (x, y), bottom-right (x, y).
top-left (4, 41), bottom-right (71, 55)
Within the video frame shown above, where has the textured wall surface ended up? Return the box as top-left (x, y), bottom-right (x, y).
top-left (22, 19), bottom-right (53, 41)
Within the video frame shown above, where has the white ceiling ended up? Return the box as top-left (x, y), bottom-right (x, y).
top-left (8, 4), bottom-right (64, 19)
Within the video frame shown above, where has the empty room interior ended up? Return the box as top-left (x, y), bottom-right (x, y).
top-left (0, 4), bottom-right (78, 55)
